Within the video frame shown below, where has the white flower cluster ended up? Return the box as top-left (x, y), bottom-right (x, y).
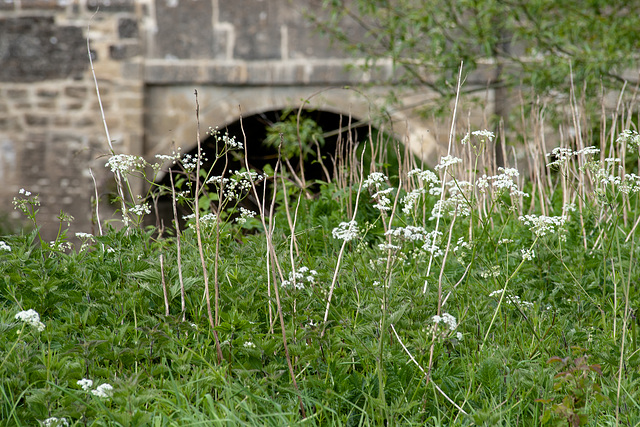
top-left (461, 129), bottom-right (495, 145)
top-left (332, 220), bottom-right (360, 242)
top-left (616, 129), bottom-right (640, 151)
top-left (576, 146), bottom-right (600, 156)
top-left (546, 145), bottom-right (601, 168)
top-left (281, 266), bottom-right (318, 290)
top-left (408, 168), bottom-right (441, 192)
top-left (207, 170), bottom-right (265, 201)
top-left (183, 212), bottom-right (217, 230)
top-left (0, 241), bottom-right (11, 251)
top-left (77, 378), bottom-right (113, 398)
top-left (546, 147), bottom-right (574, 168)
top-left (155, 148), bottom-right (182, 165)
top-left (105, 154), bottom-right (146, 175)
top-left (42, 417), bottom-right (69, 427)
top-left (476, 167), bottom-right (528, 197)
top-left (13, 188), bottom-right (40, 213)
top-left (432, 313), bottom-right (458, 331)
top-left (75, 232), bottom-right (94, 240)
top-left (77, 378), bottom-right (93, 391)
top-left (489, 289), bottom-right (534, 308)
top-left (434, 155), bottom-right (463, 171)
top-left (378, 243), bottom-right (401, 251)
top-left (521, 248), bottom-right (536, 261)
top-left (422, 230), bottom-right (444, 257)
top-left (92, 384), bottom-right (114, 398)
top-left (430, 192), bottom-right (470, 220)
top-left (587, 162), bottom-right (640, 195)
top-left (385, 225), bottom-right (429, 242)
top-left (363, 172), bottom-right (388, 191)
top-left (480, 265), bottom-right (501, 279)
top-left (620, 173), bottom-right (640, 194)
top-left (519, 214), bottom-right (567, 237)
top-left (453, 237), bottom-right (471, 258)
top-left (243, 341), bottom-right (256, 349)
top-left (383, 226), bottom-right (444, 257)
top-left (128, 203), bottom-right (151, 216)
top-left (402, 168), bottom-right (442, 214)
top-left (401, 188), bottom-right (426, 214)
top-left (235, 207), bottom-right (256, 224)
top-left (372, 187), bottom-right (394, 212)
top-left (207, 126), bottom-right (243, 150)
top-left (15, 309), bottom-right (45, 332)
top-left (180, 153), bottom-right (207, 172)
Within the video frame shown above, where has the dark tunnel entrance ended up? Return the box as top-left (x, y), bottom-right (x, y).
top-left (149, 109), bottom-right (371, 232)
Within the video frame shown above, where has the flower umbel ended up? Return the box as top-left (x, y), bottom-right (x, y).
top-left (91, 383), bottom-right (114, 398)
top-left (15, 309), bottom-right (45, 332)
top-left (332, 220), bottom-right (360, 242)
top-left (77, 378), bottom-right (93, 391)
top-left (432, 313), bottom-right (458, 331)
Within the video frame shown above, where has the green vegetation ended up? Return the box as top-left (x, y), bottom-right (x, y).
top-left (313, 0), bottom-right (640, 113)
top-left (2, 96), bottom-right (640, 426)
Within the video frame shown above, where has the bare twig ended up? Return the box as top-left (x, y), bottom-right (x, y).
top-left (87, 18), bottom-right (128, 225)
top-left (193, 90), bottom-right (223, 363)
top-left (390, 324), bottom-right (468, 416)
top-left (169, 170), bottom-right (186, 321)
top-left (160, 254), bottom-right (169, 316)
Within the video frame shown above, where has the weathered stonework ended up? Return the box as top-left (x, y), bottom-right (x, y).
top-left (0, 0), bottom-right (447, 240)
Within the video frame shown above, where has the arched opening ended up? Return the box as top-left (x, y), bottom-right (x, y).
top-left (148, 108), bottom-right (374, 232)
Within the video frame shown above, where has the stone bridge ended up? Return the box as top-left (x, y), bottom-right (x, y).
top-left (0, 0), bottom-right (458, 238)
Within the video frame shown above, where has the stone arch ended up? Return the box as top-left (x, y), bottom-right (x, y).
top-left (144, 85), bottom-right (439, 174)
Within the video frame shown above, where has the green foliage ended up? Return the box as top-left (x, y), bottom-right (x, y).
top-left (3, 107), bottom-right (640, 425)
top-left (264, 110), bottom-right (325, 161)
top-left (312, 0), bottom-right (640, 116)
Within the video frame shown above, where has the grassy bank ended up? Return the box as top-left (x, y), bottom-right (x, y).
top-left (2, 95), bottom-right (640, 426)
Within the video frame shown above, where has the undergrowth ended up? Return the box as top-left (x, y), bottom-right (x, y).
top-left (2, 87), bottom-right (640, 426)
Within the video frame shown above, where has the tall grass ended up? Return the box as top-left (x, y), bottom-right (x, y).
top-left (1, 83), bottom-right (640, 426)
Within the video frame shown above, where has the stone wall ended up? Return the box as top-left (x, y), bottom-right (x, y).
top-left (0, 0), bottom-right (146, 238)
top-left (0, 0), bottom-right (442, 239)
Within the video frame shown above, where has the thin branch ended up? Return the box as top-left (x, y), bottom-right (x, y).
top-left (390, 324), bottom-right (468, 416)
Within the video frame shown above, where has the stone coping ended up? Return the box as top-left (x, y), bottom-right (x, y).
top-left (143, 59), bottom-right (393, 86)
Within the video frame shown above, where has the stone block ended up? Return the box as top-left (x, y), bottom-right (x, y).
top-left (53, 115), bottom-right (71, 126)
top-left (118, 97), bottom-right (142, 109)
top-left (73, 116), bottom-right (95, 127)
top-left (109, 43), bottom-right (141, 60)
top-left (21, 0), bottom-right (66, 10)
top-left (25, 114), bottom-right (48, 126)
top-left (154, 0), bottom-right (214, 59)
top-left (0, 17), bottom-right (87, 82)
top-left (86, 0), bottom-right (134, 12)
top-left (212, 26), bottom-right (231, 60)
top-left (145, 63), bottom-right (202, 83)
top-left (307, 63), bottom-right (352, 84)
top-left (118, 17), bottom-right (138, 39)
top-left (37, 101), bottom-right (56, 109)
top-left (120, 61), bottom-right (143, 80)
top-left (65, 86), bottom-right (88, 98)
top-left (6, 89), bottom-right (28, 99)
top-left (286, 2), bottom-right (368, 59)
top-left (206, 64), bottom-right (248, 84)
top-left (37, 89), bottom-right (59, 98)
top-left (65, 101), bottom-right (83, 110)
top-left (219, 0), bottom-right (282, 60)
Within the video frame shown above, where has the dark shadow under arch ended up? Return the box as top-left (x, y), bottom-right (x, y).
top-left (149, 109), bottom-right (371, 232)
